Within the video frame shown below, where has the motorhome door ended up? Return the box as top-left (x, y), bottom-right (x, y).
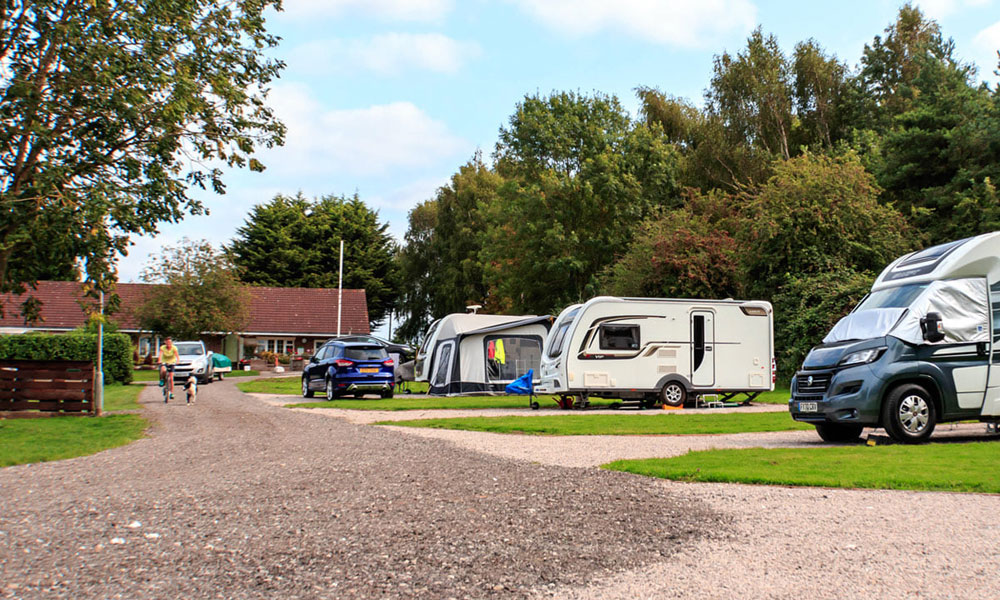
top-left (691, 311), bottom-right (715, 386)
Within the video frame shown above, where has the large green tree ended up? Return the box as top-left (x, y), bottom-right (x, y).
top-left (395, 199), bottom-right (439, 341)
top-left (482, 91), bottom-right (680, 314)
top-left (135, 238), bottom-right (250, 340)
top-left (227, 193), bottom-right (399, 327)
top-left (0, 0), bottom-right (284, 318)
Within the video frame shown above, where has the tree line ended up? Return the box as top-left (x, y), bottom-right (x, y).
top-left (394, 5), bottom-right (1000, 378)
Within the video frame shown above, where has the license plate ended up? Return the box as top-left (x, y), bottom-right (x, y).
top-left (359, 368), bottom-right (379, 374)
top-left (799, 402), bottom-right (818, 412)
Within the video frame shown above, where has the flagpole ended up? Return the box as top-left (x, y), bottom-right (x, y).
top-left (337, 240), bottom-right (344, 336)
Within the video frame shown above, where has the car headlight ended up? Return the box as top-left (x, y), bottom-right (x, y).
top-left (838, 347), bottom-right (886, 367)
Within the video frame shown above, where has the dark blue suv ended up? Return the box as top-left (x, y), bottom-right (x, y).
top-left (301, 341), bottom-right (395, 400)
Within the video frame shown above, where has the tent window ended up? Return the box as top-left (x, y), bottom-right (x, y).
top-left (432, 343), bottom-right (453, 387)
top-left (599, 324), bottom-right (640, 350)
top-left (486, 336), bottom-right (542, 382)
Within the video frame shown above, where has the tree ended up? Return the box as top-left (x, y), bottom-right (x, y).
top-left (227, 193), bottom-right (399, 327)
top-left (740, 152), bottom-right (915, 299)
top-left (792, 40), bottom-right (849, 149)
top-left (0, 0), bottom-right (284, 315)
top-left (135, 238), bottom-right (250, 340)
top-left (600, 190), bottom-right (744, 300)
top-left (395, 199), bottom-right (439, 341)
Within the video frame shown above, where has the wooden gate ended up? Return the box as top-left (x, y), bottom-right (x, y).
top-left (0, 360), bottom-right (97, 416)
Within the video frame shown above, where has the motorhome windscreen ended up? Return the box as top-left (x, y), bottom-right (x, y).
top-left (855, 283), bottom-right (930, 312)
top-left (485, 336), bottom-right (541, 382)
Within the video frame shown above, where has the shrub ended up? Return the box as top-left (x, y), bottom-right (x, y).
top-left (0, 332), bottom-right (134, 384)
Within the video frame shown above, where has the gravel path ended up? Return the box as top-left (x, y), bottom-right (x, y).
top-left (0, 381), bottom-right (718, 599)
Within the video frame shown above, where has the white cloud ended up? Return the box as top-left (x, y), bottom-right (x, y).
top-left (281, 0), bottom-right (453, 22)
top-left (263, 84), bottom-right (469, 177)
top-left (974, 20), bottom-right (1000, 80)
top-left (914, 0), bottom-right (991, 19)
top-left (508, 0), bottom-right (756, 48)
top-left (291, 33), bottom-right (482, 75)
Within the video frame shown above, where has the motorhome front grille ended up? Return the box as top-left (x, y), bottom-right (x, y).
top-left (796, 373), bottom-right (831, 395)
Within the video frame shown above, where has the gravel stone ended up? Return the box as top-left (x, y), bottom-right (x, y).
top-left (0, 381), bottom-right (719, 599)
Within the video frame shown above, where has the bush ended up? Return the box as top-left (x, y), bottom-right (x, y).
top-left (0, 332), bottom-right (134, 384)
top-left (772, 269), bottom-right (875, 383)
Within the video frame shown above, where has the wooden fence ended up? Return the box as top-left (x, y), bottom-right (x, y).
top-left (0, 360), bottom-right (97, 417)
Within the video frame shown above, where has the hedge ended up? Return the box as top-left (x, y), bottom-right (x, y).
top-left (0, 332), bottom-right (134, 384)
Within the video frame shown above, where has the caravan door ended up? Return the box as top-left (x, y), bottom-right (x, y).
top-left (691, 311), bottom-right (715, 386)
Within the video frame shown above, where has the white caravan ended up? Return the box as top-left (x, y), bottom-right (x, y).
top-left (414, 313), bottom-right (552, 395)
top-left (537, 297), bottom-right (775, 407)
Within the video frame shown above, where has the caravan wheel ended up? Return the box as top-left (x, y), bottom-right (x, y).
top-left (660, 382), bottom-right (687, 407)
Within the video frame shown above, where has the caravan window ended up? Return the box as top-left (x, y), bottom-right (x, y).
top-left (991, 281), bottom-right (1000, 345)
top-left (418, 320), bottom-right (442, 356)
top-left (599, 324), bottom-right (640, 350)
top-left (485, 336), bottom-right (542, 382)
top-left (547, 308), bottom-right (580, 358)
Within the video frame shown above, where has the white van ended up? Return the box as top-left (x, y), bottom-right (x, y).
top-left (537, 297), bottom-right (775, 407)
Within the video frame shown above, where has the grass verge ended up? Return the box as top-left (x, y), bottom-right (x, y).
top-left (751, 387), bottom-right (790, 405)
top-left (289, 395), bottom-right (621, 411)
top-left (379, 411), bottom-right (811, 435)
top-left (603, 442), bottom-right (1000, 493)
top-left (103, 383), bottom-right (143, 411)
top-left (0, 414), bottom-right (147, 467)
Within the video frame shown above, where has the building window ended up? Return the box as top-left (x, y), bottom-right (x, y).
top-left (138, 337), bottom-right (153, 358)
top-left (256, 338), bottom-right (294, 355)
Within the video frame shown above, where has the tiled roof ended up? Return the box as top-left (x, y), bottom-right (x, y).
top-left (0, 281), bottom-right (370, 335)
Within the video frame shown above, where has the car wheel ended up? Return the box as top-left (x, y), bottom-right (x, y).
top-left (381, 389), bottom-right (394, 399)
top-left (301, 377), bottom-right (314, 398)
top-left (882, 383), bottom-right (936, 443)
top-left (326, 379), bottom-right (335, 401)
top-left (815, 423), bottom-right (864, 442)
top-left (660, 381), bottom-right (687, 407)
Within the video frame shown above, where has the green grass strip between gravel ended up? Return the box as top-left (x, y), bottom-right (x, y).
top-left (380, 411), bottom-right (811, 435)
top-left (289, 395), bottom-right (621, 411)
top-left (0, 414), bottom-right (147, 467)
top-left (604, 442), bottom-right (1000, 493)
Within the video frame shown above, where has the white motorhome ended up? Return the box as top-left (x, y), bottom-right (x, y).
top-left (414, 313), bottom-right (553, 395)
top-left (537, 297), bottom-right (775, 407)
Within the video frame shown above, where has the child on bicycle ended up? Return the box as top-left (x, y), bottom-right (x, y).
top-left (157, 337), bottom-right (179, 402)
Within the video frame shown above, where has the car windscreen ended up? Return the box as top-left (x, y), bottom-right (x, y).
top-left (344, 346), bottom-right (388, 361)
top-left (176, 343), bottom-right (204, 356)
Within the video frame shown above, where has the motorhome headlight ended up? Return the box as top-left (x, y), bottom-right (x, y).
top-left (838, 347), bottom-right (886, 367)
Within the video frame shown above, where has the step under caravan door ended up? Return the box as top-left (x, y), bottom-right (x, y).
top-left (691, 310), bottom-right (715, 387)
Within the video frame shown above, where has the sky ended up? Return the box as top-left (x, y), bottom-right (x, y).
top-left (118, 0), bottom-right (1000, 288)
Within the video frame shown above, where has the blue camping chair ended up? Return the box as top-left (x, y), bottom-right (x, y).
top-left (505, 369), bottom-right (539, 410)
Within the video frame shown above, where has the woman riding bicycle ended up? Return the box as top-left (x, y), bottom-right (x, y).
top-left (157, 337), bottom-right (179, 402)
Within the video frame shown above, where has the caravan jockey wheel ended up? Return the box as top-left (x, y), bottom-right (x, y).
top-left (557, 395), bottom-right (574, 410)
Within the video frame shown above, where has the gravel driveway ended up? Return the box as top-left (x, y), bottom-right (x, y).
top-left (0, 381), bottom-right (717, 599)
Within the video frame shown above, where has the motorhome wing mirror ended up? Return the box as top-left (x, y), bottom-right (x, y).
top-left (920, 312), bottom-right (945, 343)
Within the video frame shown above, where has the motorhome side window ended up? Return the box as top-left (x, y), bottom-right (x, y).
top-left (598, 324), bottom-right (640, 350)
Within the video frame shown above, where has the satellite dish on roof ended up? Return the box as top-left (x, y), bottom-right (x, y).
top-left (466, 304), bottom-right (482, 314)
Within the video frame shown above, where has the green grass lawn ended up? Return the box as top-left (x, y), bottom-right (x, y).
top-left (0, 382), bottom-right (149, 468)
top-left (289, 395), bottom-right (622, 411)
top-left (604, 442), bottom-right (1000, 493)
top-left (752, 387), bottom-right (790, 405)
top-left (380, 411), bottom-right (812, 435)
top-left (102, 383), bottom-right (143, 411)
top-left (133, 368), bottom-right (260, 381)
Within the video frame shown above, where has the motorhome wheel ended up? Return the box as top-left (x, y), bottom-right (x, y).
top-left (660, 382), bottom-right (687, 407)
top-left (815, 423), bottom-right (863, 442)
top-left (301, 377), bottom-right (314, 398)
top-left (881, 383), bottom-right (937, 443)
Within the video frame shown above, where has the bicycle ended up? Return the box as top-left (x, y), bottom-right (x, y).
top-left (159, 363), bottom-right (176, 403)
